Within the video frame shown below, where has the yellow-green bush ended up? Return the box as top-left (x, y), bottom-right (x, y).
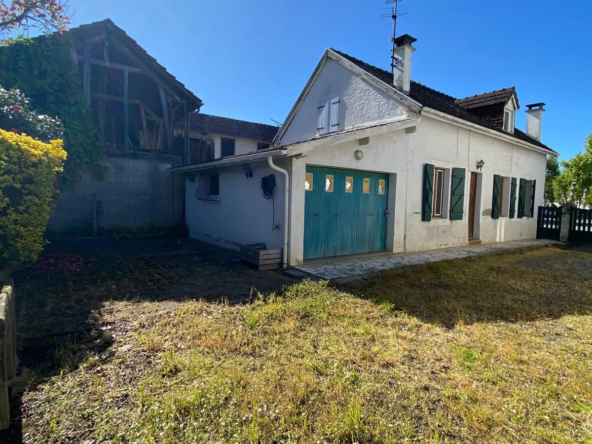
top-left (0, 129), bottom-right (66, 266)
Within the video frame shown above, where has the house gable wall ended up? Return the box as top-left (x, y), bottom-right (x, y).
top-left (279, 60), bottom-right (408, 146)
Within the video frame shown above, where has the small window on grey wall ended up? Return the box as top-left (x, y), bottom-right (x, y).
top-left (221, 138), bottom-right (235, 157)
top-left (257, 142), bottom-right (270, 150)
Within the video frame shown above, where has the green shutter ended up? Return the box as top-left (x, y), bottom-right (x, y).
top-left (450, 168), bottom-right (466, 220)
top-left (530, 180), bottom-right (537, 217)
top-left (509, 177), bottom-right (517, 219)
top-left (422, 164), bottom-right (435, 222)
top-left (492, 174), bottom-right (501, 219)
top-left (518, 178), bottom-right (526, 219)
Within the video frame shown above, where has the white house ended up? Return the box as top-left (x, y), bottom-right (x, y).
top-left (173, 35), bottom-right (557, 268)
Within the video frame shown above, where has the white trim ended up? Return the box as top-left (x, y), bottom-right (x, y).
top-left (170, 150), bottom-right (287, 173)
top-left (422, 107), bottom-right (554, 155)
top-left (284, 117), bottom-right (421, 156)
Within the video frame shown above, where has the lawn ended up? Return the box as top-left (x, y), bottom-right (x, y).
top-left (18, 246), bottom-right (592, 443)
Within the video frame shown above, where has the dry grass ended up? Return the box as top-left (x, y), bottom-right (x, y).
top-left (21, 246), bottom-right (592, 443)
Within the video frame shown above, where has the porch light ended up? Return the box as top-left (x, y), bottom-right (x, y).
top-left (477, 159), bottom-right (485, 171)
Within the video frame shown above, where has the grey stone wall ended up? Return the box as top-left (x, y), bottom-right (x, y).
top-left (48, 153), bottom-right (184, 236)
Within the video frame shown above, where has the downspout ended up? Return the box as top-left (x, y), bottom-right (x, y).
top-left (267, 156), bottom-right (290, 269)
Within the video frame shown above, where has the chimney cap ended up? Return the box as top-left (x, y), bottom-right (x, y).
top-left (526, 103), bottom-right (546, 110)
top-left (394, 34), bottom-right (417, 47)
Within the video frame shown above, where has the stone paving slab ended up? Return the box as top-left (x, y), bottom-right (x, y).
top-left (295, 239), bottom-right (562, 280)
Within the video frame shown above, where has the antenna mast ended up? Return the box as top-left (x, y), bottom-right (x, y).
top-left (381, 0), bottom-right (407, 74)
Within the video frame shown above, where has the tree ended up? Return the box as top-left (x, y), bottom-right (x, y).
top-left (0, 0), bottom-right (70, 42)
top-left (545, 155), bottom-right (560, 204)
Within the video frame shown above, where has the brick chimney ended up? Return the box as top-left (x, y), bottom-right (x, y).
top-left (526, 103), bottom-right (545, 141)
top-left (393, 34), bottom-right (417, 94)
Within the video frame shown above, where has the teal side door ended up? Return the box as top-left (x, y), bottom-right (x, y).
top-left (304, 166), bottom-right (389, 260)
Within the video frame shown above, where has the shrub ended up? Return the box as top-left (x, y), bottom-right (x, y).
top-left (0, 86), bottom-right (64, 142)
top-left (0, 129), bottom-right (66, 267)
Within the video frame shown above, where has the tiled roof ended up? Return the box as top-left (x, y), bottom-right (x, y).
top-left (183, 113), bottom-right (279, 143)
top-left (331, 49), bottom-right (555, 154)
top-left (66, 19), bottom-right (202, 110)
top-left (456, 87), bottom-right (518, 110)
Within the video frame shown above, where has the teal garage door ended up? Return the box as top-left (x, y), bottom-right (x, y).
top-left (304, 166), bottom-right (389, 260)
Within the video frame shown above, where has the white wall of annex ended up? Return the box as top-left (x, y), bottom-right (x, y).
top-left (213, 136), bottom-right (260, 159)
top-left (280, 60), bottom-right (407, 146)
top-left (185, 159), bottom-right (289, 251)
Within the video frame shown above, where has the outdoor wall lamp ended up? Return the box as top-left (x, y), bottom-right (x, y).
top-left (243, 165), bottom-right (253, 179)
top-left (477, 159), bottom-right (485, 171)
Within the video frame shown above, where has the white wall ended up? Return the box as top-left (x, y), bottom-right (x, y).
top-left (286, 114), bottom-right (547, 265)
top-left (288, 128), bottom-right (412, 265)
top-left (185, 160), bottom-right (288, 251)
top-left (213, 136), bottom-right (260, 158)
top-left (402, 116), bottom-right (546, 252)
top-left (280, 60), bottom-right (407, 146)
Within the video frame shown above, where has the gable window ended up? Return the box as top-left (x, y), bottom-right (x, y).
top-left (317, 96), bottom-right (340, 136)
top-left (257, 142), bottom-right (270, 150)
top-left (221, 138), bottom-right (235, 157)
top-left (503, 110), bottom-right (515, 133)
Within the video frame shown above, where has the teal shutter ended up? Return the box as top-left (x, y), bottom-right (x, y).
top-left (492, 174), bottom-right (501, 219)
top-left (450, 168), bottom-right (466, 220)
top-left (518, 178), bottom-right (526, 219)
top-left (530, 180), bottom-right (536, 217)
top-left (422, 164), bottom-right (435, 222)
top-left (509, 177), bottom-right (517, 219)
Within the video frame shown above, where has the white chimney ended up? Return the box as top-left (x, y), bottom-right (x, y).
top-left (526, 103), bottom-right (545, 141)
top-left (393, 34), bottom-right (417, 94)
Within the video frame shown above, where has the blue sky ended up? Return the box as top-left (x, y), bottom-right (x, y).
top-left (60, 1), bottom-right (592, 158)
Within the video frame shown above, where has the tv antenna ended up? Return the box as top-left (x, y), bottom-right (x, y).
top-left (381, 0), bottom-right (408, 74)
top-left (270, 118), bottom-right (283, 127)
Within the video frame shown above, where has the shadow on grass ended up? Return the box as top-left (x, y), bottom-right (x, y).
top-left (1, 237), bottom-right (301, 441)
top-left (337, 244), bottom-right (592, 329)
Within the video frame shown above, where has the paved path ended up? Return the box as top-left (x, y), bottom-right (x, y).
top-left (295, 239), bottom-right (562, 280)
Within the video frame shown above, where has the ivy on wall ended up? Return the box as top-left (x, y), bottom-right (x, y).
top-left (0, 35), bottom-right (104, 186)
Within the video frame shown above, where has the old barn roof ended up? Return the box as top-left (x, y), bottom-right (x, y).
top-left (67, 19), bottom-right (202, 110)
top-left (183, 113), bottom-right (279, 143)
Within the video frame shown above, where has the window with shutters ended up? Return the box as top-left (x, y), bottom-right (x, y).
top-left (524, 180), bottom-right (535, 217)
top-left (423, 164), bottom-right (453, 221)
top-left (432, 168), bottom-right (451, 218)
top-left (500, 177), bottom-right (512, 217)
top-left (317, 102), bottom-right (328, 135)
top-left (317, 97), bottom-right (340, 135)
top-left (433, 168), bottom-right (445, 217)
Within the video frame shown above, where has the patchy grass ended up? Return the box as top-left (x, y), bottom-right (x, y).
top-left (21, 246), bottom-right (592, 443)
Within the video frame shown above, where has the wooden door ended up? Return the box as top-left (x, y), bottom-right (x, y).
top-left (468, 172), bottom-right (478, 240)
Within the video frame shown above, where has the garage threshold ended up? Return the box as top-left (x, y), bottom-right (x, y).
top-left (293, 239), bottom-right (561, 281)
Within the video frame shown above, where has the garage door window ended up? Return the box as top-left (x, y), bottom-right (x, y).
top-left (363, 178), bottom-right (370, 194)
top-left (345, 177), bottom-right (353, 193)
top-left (305, 173), bottom-right (313, 191)
top-left (378, 179), bottom-right (386, 195)
top-left (325, 175), bottom-right (334, 192)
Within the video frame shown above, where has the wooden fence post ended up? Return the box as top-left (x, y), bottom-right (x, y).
top-left (0, 280), bottom-right (16, 430)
